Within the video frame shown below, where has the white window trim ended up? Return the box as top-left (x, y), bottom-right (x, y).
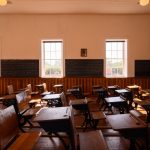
top-left (41, 39), bottom-right (63, 78)
top-left (105, 39), bottom-right (128, 78)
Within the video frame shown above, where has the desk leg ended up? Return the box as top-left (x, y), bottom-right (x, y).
top-left (48, 132), bottom-right (69, 149)
top-left (129, 138), bottom-right (136, 150)
top-left (81, 111), bottom-right (93, 131)
top-left (146, 108), bottom-right (150, 123)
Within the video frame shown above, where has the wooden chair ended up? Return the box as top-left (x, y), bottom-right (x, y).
top-left (41, 83), bottom-right (52, 96)
top-left (53, 84), bottom-right (64, 93)
top-left (7, 85), bottom-right (23, 95)
top-left (69, 106), bottom-right (78, 150)
top-left (0, 105), bottom-right (40, 150)
top-left (107, 85), bottom-right (120, 97)
top-left (69, 99), bottom-right (93, 130)
top-left (86, 86), bottom-right (104, 112)
top-left (120, 89), bottom-right (134, 111)
top-left (0, 105), bottom-right (19, 150)
top-left (92, 85), bottom-right (102, 95)
top-left (26, 84), bottom-right (42, 107)
top-left (8, 132), bottom-right (41, 150)
top-left (7, 85), bottom-right (14, 95)
top-left (71, 85), bottom-right (90, 99)
top-left (60, 92), bottom-right (68, 106)
top-left (79, 130), bottom-right (109, 150)
top-left (90, 111), bottom-right (106, 128)
top-left (26, 84), bottom-right (39, 96)
top-left (71, 85), bottom-right (84, 99)
top-left (15, 91), bottom-right (41, 130)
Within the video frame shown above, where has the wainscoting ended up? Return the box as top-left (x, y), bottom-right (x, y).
top-left (0, 77), bottom-right (150, 96)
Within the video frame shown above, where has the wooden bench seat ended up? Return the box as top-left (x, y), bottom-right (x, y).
top-left (15, 91), bottom-right (42, 129)
top-left (0, 105), bottom-right (41, 150)
top-left (0, 105), bottom-right (19, 150)
top-left (79, 130), bottom-right (108, 150)
top-left (90, 111), bottom-right (106, 128)
top-left (8, 132), bottom-right (41, 150)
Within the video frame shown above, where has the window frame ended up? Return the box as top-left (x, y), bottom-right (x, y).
top-left (105, 39), bottom-right (127, 78)
top-left (41, 39), bottom-right (63, 78)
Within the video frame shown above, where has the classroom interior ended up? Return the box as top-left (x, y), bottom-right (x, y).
top-left (0, 0), bottom-right (150, 150)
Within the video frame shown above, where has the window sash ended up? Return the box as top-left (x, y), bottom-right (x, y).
top-left (106, 40), bottom-right (127, 77)
top-left (41, 40), bottom-right (63, 78)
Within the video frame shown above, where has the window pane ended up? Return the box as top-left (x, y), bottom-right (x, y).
top-left (42, 40), bottom-right (63, 77)
top-left (106, 42), bottom-right (111, 50)
top-left (45, 43), bottom-right (50, 52)
top-left (112, 68), bottom-right (117, 75)
top-left (105, 40), bottom-right (127, 77)
top-left (117, 59), bottom-right (123, 67)
top-left (117, 42), bottom-right (123, 51)
top-left (44, 60), bottom-right (50, 76)
top-left (112, 51), bottom-right (117, 58)
top-left (112, 42), bottom-right (117, 50)
top-left (56, 43), bottom-right (61, 51)
top-left (55, 51), bottom-right (61, 59)
top-left (106, 50), bottom-right (111, 58)
top-left (50, 43), bottom-right (56, 52)
top-left (118, 51), bottom-right (123, 58)
top-left (50, 60), bottom-right (61, 77)
top-left (45, 51), bottom-right (50, 59)
top-left (50, 51), bottom-right (56, 59)
top-left (118, 68), bottom-right (123, 75)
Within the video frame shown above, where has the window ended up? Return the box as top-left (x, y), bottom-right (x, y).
top-left (41, 40), bottom-right (63, 78)
top-left (105, 39), bottom-right (127, 77)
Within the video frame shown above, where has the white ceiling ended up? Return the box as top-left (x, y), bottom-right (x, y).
top-left (0, 0), bottom-right (150, 14)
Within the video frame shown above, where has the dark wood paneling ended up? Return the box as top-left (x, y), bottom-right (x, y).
top-left (135, 60), bottom-right (150, 77)
top-left (1, 59), bottom-right (39, 77)
top-left (1, 77), bottom-right (150, 96)
top-left (65, 59), bottom-right (103, 77)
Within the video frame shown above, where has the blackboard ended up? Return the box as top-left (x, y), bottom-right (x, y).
top-left (135, 60), bottom-right (150, 77)
top-left (65, 59), bottom-right (103, 77)
top-left (1, 59), bottom-right (39, 77)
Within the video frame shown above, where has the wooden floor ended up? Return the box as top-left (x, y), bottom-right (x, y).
top-left (0, 96), bottom-right (146, 150)
top-left (23, 113), bottom-right (131, 150)
top-left (31, 135), bottom-right (130, 150)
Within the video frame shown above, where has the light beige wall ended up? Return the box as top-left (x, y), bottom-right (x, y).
top-left (0, 14), bottom-right (150, 77)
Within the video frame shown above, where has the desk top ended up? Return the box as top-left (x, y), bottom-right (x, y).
top-left (93, 88), bottom-right (105, 93)
top-left (79, 130), bottom-right (108, 150)
top-left (115, 89), bottom-right (129, 94)
top-left (42, 94), bottom-right (61, 100)
top-left (107, 85), bottom-right (118, 89)
top-left (127, 85), bottom-right (139, 89)
top-left (41, 91), bottom-right (52, 96)
top-left (105, 96), bottom-right (125, 103)
top-left (92, 85), bottom-right (102, 88)
top-left (67, 88), bottom-right (79, 93)
top-left (35, 84), bottom-right (43, 87)
top-left (34, 106), bottom-right (70, 122)
top-left (134, 99), bottom-right (150, 106)
top-left (69, 99), bottom-right (86, 105)
top-left (53, 84), bottom-right (63, 88)
top-left (0, 94), bottom-right (16, 101)
top-left (69, 98), bottom-right (95, 106)
top-left (107, 114), bottom-right (147, 131)
top-left (141, 89), bottom-right (150, 99)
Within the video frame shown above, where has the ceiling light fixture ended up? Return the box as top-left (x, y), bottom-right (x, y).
top-left (139, 0), bottom-right (150, 6)
top-left (0, 0), bottom-right (7, 6)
